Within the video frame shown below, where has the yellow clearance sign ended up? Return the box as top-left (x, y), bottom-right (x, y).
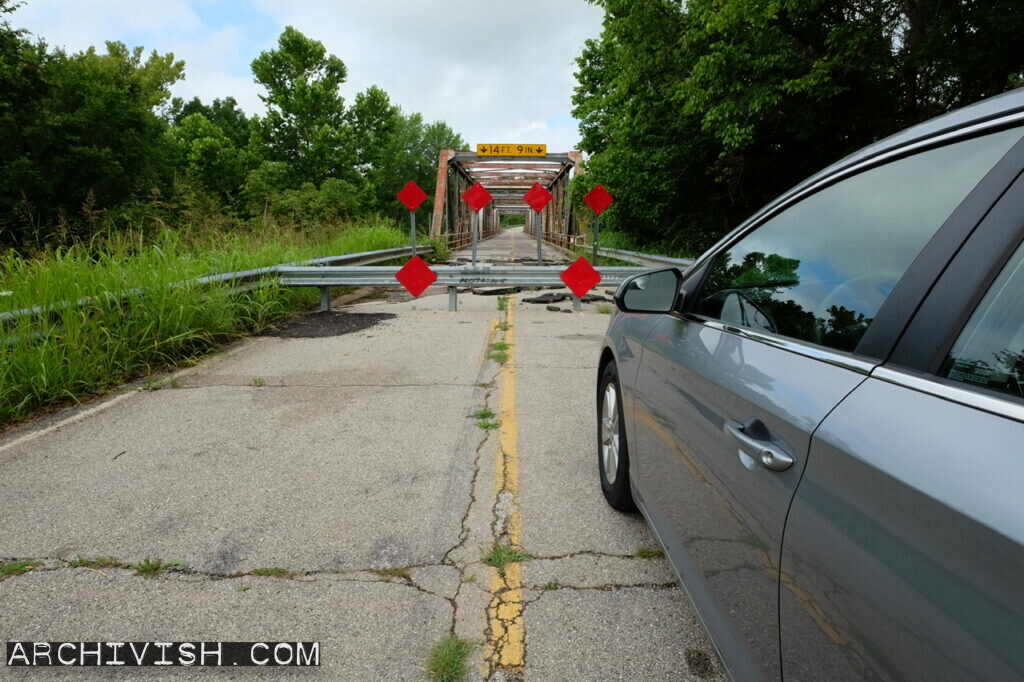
top-left (476, 144), bottom-right (547, 157)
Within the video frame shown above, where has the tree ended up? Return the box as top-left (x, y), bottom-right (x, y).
top-left (0, 29), bottom-right (184, 244)
top-left (166, 113), bottom-right (248, 199)
top-left (575, 0), bottom-right (1024, 255)
top-left (250, 26), bottom-right (355, 187)
top-left (170, 96), bottom-right (254, 148)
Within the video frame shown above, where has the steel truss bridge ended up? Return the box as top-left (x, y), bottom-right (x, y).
top-left (429, 149), bottom-right (584, 252)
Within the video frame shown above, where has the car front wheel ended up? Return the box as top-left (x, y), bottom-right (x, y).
top-left (598, 361), bottom-right (637, 512)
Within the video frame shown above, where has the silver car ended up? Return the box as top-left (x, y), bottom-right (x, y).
top-left (597, 88), bottom-right (1024, 681)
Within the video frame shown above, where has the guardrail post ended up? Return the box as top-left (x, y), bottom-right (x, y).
top-left (448, 286), bottom-right (458, 312)
top-left (572, 295), bottom-right (582, 312)
top-left (471, 212), bottom-right (478, 266)
top-left (320, 287), bottom-right (331, 313)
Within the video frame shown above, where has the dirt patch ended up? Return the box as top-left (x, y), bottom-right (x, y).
top-left (261, 311), bottom-right (396, 339)
top-left (685, 648), bottom-right (717, 678)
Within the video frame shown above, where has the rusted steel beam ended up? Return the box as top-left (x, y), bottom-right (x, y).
top-left (430, 149), bottom-right (457, 239)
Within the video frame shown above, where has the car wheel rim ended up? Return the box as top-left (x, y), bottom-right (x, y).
top-left (601, 382), bottom-right (620, 485)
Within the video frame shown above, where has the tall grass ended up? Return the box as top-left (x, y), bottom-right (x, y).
top-left (0, 218), bottom-right (428, 426)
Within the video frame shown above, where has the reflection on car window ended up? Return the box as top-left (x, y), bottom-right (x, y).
top-left (941, 241), bottom-right (1024, 400)
top-left (694, 127), bottom-right (1024, 353)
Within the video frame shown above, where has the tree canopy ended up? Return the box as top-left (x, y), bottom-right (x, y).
top-left (0, 7), bottom-right (465, 248)
top-left (573, 0), bottom-right (1024, 255)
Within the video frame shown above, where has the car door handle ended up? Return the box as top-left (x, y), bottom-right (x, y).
top-left (724, 421), bottom-right (795, 472)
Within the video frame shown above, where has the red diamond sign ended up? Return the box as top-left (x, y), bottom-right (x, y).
top-left (394, 255), bottom-right (437, 297)
top-left (583, 184), bottom-right (614, 216)
top-left (523, 182), bottom-right (553, 213)
top-left (560, 257), bottom-right (602, 298)
top-left (461, 182), bottom-right (493, 213)
top-left (396, 180), bottom-right (428, 212)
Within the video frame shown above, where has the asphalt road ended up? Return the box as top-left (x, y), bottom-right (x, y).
top-left (0, 229), bottom-right (722, 680)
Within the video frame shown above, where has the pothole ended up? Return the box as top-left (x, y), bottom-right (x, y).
top-left (260, 312), bottom-right (396, 338)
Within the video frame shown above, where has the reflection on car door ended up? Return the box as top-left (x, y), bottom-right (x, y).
top-left (633, 317), bottom-right (867, 679)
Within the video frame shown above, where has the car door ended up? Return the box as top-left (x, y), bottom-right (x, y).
top-left (629, 126), bottom-right (1024, 681)
top-left (780, 172), bottom-right (1024, 680)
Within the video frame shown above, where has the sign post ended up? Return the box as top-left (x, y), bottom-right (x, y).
top-left (396, 180), bottom-right (429, 259)
top-left (461, 182), bottom-right (494, 267)
top-left (523, 182), bottom-right (553, 266)
top-left (583, 184), bottom-right (615, 264)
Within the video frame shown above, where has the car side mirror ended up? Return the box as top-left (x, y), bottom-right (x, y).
top-left (614, 268), bottom-right (683, 313)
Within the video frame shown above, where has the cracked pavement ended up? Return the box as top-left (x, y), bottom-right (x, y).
top-left (0, 230), bottom-right (722, 680)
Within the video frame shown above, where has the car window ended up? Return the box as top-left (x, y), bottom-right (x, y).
top-left (940, 241), bottom-right (1024, 400)
top-left (693, 127), bottom-right (1024, 353)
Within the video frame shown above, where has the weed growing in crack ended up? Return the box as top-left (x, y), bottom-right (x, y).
top-left (237, 585), bottom-right (252, 592)
top-left (635, 547), bottom-right (665, 559)
top-left (0, 560), bottom-right (36, 580)
top-left (489, 351), bottom-right (509, 364)
top-left (250, 567), bottom-right (297, 579)
top-left (483, 545), bottom-right (532, 577)
top-left (476, 419), bottom-right (501, 431)
top-left (131, 557), bottom-right (185, 578)
top-left (496, 296), bottom-right (509, 312)
top-left (368, 566), bottom-right (411, 581)
top-left (471, 408), bottom-right (495, 420)
top-left (252, 377), bottom-right (266, 387)
top-left (460, 574), bottom-right (477, 584)
top-left (496, 321), bottom-right (509, 332)
top-left (169, 378), bottom-right (182, 389)
top-left (70, 556), bottom-right (123, 569)
top-left (426, 635), bottom-right (474, 682)
top-left (143, 377), bottom-right (164, 391)
top-left (543, 581), bottom-right (560, 591)
top-left (490, 341), bottom-right (510, 352)
top-left (596, 304), bottom-right (613, 314)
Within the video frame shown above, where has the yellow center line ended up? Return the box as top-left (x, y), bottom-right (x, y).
top-left (485, 296), bottom-right (526, 673)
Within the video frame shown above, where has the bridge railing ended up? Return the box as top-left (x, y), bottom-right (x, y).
top-left (279, 264), bottom-right (650, 312)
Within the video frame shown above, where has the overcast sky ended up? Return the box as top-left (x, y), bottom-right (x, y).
top-left (12, 0), bottom-right (605, 152)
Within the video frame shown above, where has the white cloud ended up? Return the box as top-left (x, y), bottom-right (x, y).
top-left (12, 0), bottom-right (605, 151)
top-left (252, 0), bottom-right (604, 151)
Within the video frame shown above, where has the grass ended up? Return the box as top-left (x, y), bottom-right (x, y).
top-left (250, 567), bottom-right (298, 579)
top-left (368, 566), bottom-right (411, 580)
top-left (426, 635), bottom-right (474, 682)
top-left (482, 544), bottom-right (532, 577)
top-left (0, 220), bottom-right (414, 427)
top-left (596, 303), bottom-right (613, 315)
top-left (130, 556), bottom-right (186, 578)
top-left (635, 547), bottom-right (665, 559)
top-left (70, 556), bottom-right (124, 569)
top-left (0, 560), bottom-right (36, 580)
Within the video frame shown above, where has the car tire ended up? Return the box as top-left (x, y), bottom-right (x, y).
top-left (598, 361), bottom-right (637, 512)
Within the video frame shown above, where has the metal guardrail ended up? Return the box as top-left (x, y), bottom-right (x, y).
top-left (0, 245), bottom-right (432, 324)
top-left (593, 247), bottom-right (694, 269)
top-left (280, 265), bottom-right (650, 311)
